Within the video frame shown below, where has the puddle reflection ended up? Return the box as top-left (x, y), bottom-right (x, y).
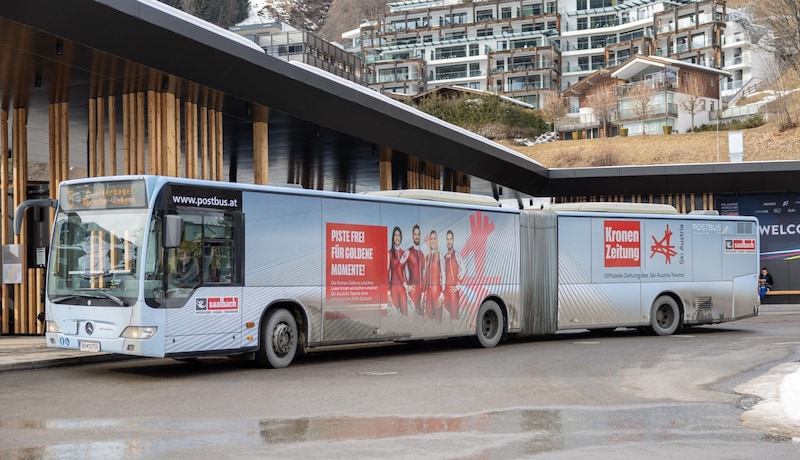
top-left (2, 404), bottom-right (790, 459)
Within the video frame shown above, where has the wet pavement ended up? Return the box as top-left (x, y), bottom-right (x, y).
top-left (1, 404), bottom-right (796, 459)
top-left (2, 310), bottom-right (800, 459)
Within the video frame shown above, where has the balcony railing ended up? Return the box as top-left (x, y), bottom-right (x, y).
top-left (721, 79), bottom-right (744, 92)
top-left (728, 55), bottom-right (746, 66)
top-left (430, 70), bottom-right (468, 81)
top-left (614, 78), bottom-right (677, 96)
top-left (722, 32), bottom-right (747, 46)
top-left (657, 23), bottom-right (674, 34)
top-left (606, 55), bottom-right (633, 67)
top-left (505, 82), bottom-right (551, 92)
top-left (616, 103), bottom-right (678, 121)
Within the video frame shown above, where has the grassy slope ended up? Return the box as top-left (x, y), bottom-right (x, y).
top-left (502, 121), bottom-right (800, 169)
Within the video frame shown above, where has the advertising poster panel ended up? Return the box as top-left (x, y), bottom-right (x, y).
top-left (590, 217), bottom-right (693, 283)
top-left (320, 198), bottom-right (518, 339)
top-left (717, 194), bottom-right (800, 291)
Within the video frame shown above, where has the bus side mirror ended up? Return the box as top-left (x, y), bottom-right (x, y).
top-left (163, 215), bottom-right (183, 249)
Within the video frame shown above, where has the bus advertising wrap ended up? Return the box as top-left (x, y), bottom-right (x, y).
top-left (326, 223), bottom-right (386, 304)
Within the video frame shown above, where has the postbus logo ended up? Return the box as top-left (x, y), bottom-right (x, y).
top-left (604, 220), bottom-right (641, 267)
top-left (196, 297), bottom-right (239, 314)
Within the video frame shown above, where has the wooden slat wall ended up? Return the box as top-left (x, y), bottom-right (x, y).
top-left (407, 156), bottom-right (420, 189)
top-left (552, 193), bottom-right (717, 212)
top-left (442, 169), bottom-right (471, 194)
top-left (12, 106), bottom-right (35, 334)
top-left (83, 76), bottom-right (230, 180)
top-left (5, 71), bottom-right (236, 335)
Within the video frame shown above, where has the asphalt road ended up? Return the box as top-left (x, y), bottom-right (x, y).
top-left (1, 306), bottom-right (799, 459)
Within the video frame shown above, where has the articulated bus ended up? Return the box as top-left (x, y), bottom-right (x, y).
top-left (16, 176), bottom-right (760, 368)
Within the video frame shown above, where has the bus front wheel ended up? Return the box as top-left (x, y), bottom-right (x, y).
top-left (257, 308), bottom-right (298, 369)
top-left (650, 296), bottom-right (680, 336)
top-left (471, 300), bottom-right (504, 348)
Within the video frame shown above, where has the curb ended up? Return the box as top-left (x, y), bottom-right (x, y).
top-left (0, 353), bottom-right (134, 373)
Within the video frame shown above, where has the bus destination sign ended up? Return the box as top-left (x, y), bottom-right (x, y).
top-left (61, 180), bottom-right (147, 211)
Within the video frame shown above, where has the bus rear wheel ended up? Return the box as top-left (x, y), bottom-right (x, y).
top-left (257, 308), bottom-right (298, 369)
top-left (471, 300), bottom-right (503, 348)
top-left (650, 296), bottom-right (680, 336)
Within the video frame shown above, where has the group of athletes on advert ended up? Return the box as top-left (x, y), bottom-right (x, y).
top-left (387, 224), bottom-right (464, 324)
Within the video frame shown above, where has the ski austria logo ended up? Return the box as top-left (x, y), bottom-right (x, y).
top-left (196, 297), bottom-right (239, 314)
top-left (604, 220), bottom-right (641, 267)
top-left (650, 224), bottom-right (678, 263)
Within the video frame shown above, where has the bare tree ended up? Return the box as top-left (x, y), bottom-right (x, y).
top-left (629, 81), bottom-right (655, 135)
top-left (539, 89), bottom-right (568, 134)
top-left (587, 88), bottom-right (617, 138)
top-left (677, 72), bottom-right (710, 133)
top-left (752, 0), bottom-right (800, 79)
top-left (762, 57), bottom-right (799, 132)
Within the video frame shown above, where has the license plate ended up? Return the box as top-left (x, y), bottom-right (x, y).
top-left (79, 341), bottom-right (101, 352)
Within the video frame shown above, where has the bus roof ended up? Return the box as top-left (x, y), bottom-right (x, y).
top-left (364, 189), bottom-right (500, 207)
top-left (543, 202), bottom-right (678, 214)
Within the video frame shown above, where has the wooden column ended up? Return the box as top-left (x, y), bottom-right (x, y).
top-left (407, 156), bottom-right (420, 189)
top-left (253, 104), bottom-right (269, 185)
top-left (147, 81), bottom-right (160, 174)
top-left (163, 78), bottom-right (179, 177)
top-left (87, 94), bottom-right (108, 177)
top-left (123, 91), bottom-right (132, 174)
top-left (185, 98), bottom-right (197, 179)
top-left (89, 95), bottom-right (97, 176)
top-left (200, 105), bottom-right (209, 180)
top-left (97, 95), bottom-right (106, 176)
top-left (215, 107), bottom-right (224, 180)
top-left (208, 108), bottom-right (216, 180)
top-left (12, 107), bottom-right (29, 334)
top-left (108, 94), bottom-right (117, 175)
top-left (0, 109), bottom-right (8, 334)
top-left (136, 90), bottom-right (146, 175)
top-left (379, 146), bottom-right (392, 190)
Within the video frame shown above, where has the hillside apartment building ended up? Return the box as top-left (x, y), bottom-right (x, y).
top-left (332, 0), bottom-right (772, 137)
top-left (230, 1), bottom-right (772, 138)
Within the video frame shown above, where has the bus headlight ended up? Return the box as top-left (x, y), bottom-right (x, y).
top-left (46, 321), bottom-right (61, 333)
top-left (121, 326), bottom-right (157, 339)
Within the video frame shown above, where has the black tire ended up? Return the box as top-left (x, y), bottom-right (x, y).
top-left (256, 308), bottom-right (298, 369)
top-left (650, 296), bottom-right (680, 336)
top-left (472, 300), bottom-right (504, 348)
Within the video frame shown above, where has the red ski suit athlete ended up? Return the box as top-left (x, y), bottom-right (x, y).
top-left (387, 227), bottom-right (409, 315)
top-left (423, 230), bottom-right (444, 321)
top-left (388, 246), bottom-right (409, 314)
top-left (405, 244), bottom-right (424, 314)
top-left (444, 247), bottom-right (461, 318)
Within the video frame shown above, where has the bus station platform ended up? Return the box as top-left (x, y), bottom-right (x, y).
top-left (0, 335), bottom-right (124, 372)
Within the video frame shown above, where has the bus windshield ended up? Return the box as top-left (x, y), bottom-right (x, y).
top-left (48, 209), bottom-right (147, 306)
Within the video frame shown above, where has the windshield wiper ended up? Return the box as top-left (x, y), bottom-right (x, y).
top-left (53, 288), bottom-right (129, 307)
top-left (76, 288), bottom-right (128, 307)
top-left (51, 294), bottom-right (103, 303)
